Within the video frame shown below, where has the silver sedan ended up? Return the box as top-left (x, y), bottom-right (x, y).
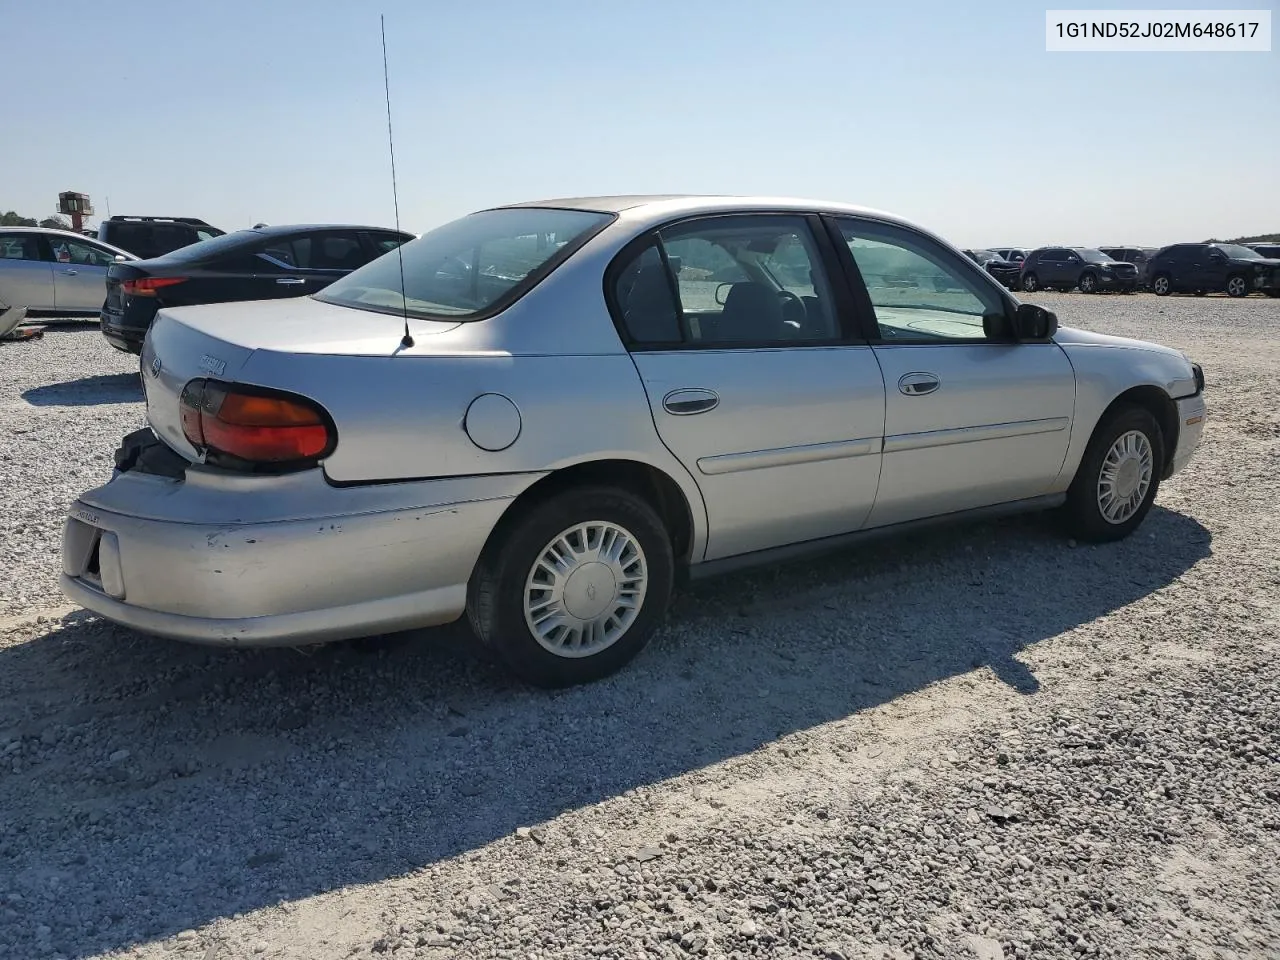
top-left (61, 196), bottom-right (1206, 686)
top-left (0, 227), bottom-right (136, 314)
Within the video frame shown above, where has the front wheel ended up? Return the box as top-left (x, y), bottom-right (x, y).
top-left (1078, 272), bottom-right (1098, 294)
top-left (1062, 406), bottom-right (1164, 543)
top-left (1021, 272), bottom-right (1039, 292)
top-left (466, 487), bottom-right (674, 687)
top-left (1226, 274), bottom-right (1250, 298)
top-left (1151, 274), bottom-right (1172, 296)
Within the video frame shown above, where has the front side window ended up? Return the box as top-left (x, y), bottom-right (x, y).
top-left (315, 207), bottom-right (612, 320)
top-left (49, 237), bottom-right (117, 267)
top-left (1212, 244), bottom-right (1262, 260)
top-left (836, 219), bottom-right (1005, 342)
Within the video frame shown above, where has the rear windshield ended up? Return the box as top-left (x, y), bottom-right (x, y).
top-left (155, 230), bottom-right (260, 262)
top-left (314, 207), bottom-right (614, 320)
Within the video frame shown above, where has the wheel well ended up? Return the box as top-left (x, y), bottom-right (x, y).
top-left (486, 459), bottom-right (696, 565)
top-left (1102, 386), bottom-right (1179, 477)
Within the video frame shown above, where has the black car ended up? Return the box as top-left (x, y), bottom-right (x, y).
top-left (98, 216), bottom-right (225, 259)
top-left (1146, 243), bottom-right (1280, 298)
top-left (1099, 246), bottom-right (1161, 288)
top-left (1247, 243), bottom-right (1280, 259)
top-left (100, 224), bottom-right (414, 353)
top-left (1019, 247), bottom-right (1138, 294)
top-left (963, 249), bottom-right (1022, 291)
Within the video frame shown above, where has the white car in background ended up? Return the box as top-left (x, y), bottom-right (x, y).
top-left (0, 227), bottom-right (137, 315)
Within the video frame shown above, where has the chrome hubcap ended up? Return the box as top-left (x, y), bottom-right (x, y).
top-left (523, 521), bottom-right (648, 658)
top-left (1097, 430), bottom-right (1154, 524)
top-left (1081, 276), bottom-right (1094, 292)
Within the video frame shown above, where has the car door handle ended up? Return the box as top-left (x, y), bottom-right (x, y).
top-left (898, 372), bottom-right (940, 396)
top-left (63, 269), bottom-right (78, 276)
top-left (662, 388), bottom-right (720, 416)
top-left (275, 277), bottom-right (306, 285)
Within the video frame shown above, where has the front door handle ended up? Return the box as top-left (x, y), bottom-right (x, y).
top-left (898, 372), bottom-right (940, 396)
top-left (662, 388), bottom-right (720, 416)
top-left (276, 277), bottom-right (306, 285)
top-left (63, 269), bottom-right (78, 276)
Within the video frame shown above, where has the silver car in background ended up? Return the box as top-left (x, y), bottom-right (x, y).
top-left (61, 196), bottom-right (1206, 687)
top-left (0, 227), bottom-right (137, 314)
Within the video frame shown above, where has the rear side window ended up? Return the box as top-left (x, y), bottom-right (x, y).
top-left (315, 208), bottom-right (613, 320)
top-left (0, 234), bottom-right (42, 261)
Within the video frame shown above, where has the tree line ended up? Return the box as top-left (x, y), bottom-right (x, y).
top-left (1, 210), bottom-right (74, 230)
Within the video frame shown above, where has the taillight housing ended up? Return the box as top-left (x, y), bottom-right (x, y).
top-left (122, 277), bottom-right (187, 297)
top-left (180, 379), bottom-right (335, 471)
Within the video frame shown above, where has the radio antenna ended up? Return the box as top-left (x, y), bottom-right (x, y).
top-left (381, 14), bottom-right (413, 349)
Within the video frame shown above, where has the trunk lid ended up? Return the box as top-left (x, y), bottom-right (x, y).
top-left (140, 298), bottom-right (462, 462)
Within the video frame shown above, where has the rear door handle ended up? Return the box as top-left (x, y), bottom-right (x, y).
top-left (898, 372), bottom-right (940, 396)
top-left (276, 277), bottom-right (306, 285)
top-left (662, 388), bottom-right (719, 416)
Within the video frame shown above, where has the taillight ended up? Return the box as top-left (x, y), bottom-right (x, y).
top-left (122, 277), bottom-right (187, 297)
top-left (180, 379), bottom-right (335, 467)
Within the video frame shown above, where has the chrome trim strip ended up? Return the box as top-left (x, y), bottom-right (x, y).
top-left (696, 437), bottom-right (878, 476)
top-left (884, 417), bottom-right (1069, 454)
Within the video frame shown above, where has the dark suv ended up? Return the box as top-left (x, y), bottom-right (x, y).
top-left (1099, 247), bottom-right (1160, 288)
top-left (1019, 247), bottom-right (1138, 294)
top-left (98, 216), bottom-right (224, 259)
top-left (1147, 243), bottom-right (1280, 298)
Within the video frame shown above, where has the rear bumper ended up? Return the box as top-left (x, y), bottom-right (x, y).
top-left (1169, 393), bottom-right (1206, 477)
top-left (100, 302), bottom-right (157, 354)
top-left (60, 464), bottom-right (537, 647)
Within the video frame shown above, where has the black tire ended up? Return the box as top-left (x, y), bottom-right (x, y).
top-left (1151, 274), bottom-right (1172, 296)
top-left (466, 486), bottom-right (674, 688)
top-left (1062, 405), bottom-right (1164, 543)
top-left (1078, 271), bottom-right (1097, 294)
top-left (1021, 272), bottom-right (1039, 292)
top-left (1225, 274), bottom-right (1250, 298)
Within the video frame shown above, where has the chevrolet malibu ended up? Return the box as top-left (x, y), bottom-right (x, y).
top-left (61, 196), bottom-right (1206, 687)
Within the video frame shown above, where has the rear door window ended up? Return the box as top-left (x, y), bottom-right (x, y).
top-left (0, 234), bottom-right (43, 261)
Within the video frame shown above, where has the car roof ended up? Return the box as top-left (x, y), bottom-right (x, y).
top-left (0, 225), bottom-right (136, 258)
top-left (491, 194), bottom-right (926, 232)
top-left (223, 224), bottom-right (411, 237)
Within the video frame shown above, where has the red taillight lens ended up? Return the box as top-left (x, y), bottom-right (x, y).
top-left (180, 380), bottom-right (334, 465)
top-left (122, 277), bottom-right (187, 297)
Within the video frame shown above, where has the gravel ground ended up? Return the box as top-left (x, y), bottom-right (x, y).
top-left (0, 295), bottom-right (1277, 960)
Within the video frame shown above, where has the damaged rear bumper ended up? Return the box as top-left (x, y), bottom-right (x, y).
top-left (61, 443), bottom-right (539, 647)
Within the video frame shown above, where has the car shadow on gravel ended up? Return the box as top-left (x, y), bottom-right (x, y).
top-left (21, 372), bottom-right (143, 407)
top-left (0, 505), bottom-right (1211, 957)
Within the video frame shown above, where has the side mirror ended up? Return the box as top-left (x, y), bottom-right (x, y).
top-left (114, 254), bottom-right (128, 263)
top-left (1013, 302), bottom-right (1057, 340)
top-left (714, 282), bottom-right (732, 306)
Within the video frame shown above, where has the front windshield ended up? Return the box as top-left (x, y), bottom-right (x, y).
top-left (1213, 244), bottom-right (1262, 259)
top-left (315, 207), bottom-right (614, 320)
top-left (1074, 248), bottom-right (1111, 263)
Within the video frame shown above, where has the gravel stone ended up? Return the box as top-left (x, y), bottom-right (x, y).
top-left (0, 298), bottom-right (1278, 959)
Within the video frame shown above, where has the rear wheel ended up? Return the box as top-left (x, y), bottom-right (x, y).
top-left (1078, 272), bottom-right (1098, 294)
top-left (466, 487), bottom-right (674, 687)
top-left (1151, 274), bottom-right (1172, 296)
top-left (1062, 406), bottom-right (1164, 543)
top-left (1226, 274), bottom-right (1250, 298)
top-left (1021, 272), bottom-right (1039, 292)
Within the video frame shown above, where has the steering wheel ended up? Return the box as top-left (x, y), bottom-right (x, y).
top-left (776, 289), bottom-right (806, 330)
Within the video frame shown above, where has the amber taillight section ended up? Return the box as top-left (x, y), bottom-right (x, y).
top-left (180, 380), bottom-right (334, 465)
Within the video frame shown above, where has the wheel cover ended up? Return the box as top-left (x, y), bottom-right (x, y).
top-left (523, 521), bottom-right (648, 658)
top-left (1154, 277), bottom-right (1169, 294)
top-left (1228, 276), bottom-right (1246, 296)
top-left (1097, 430), bottom-right (1154, 524)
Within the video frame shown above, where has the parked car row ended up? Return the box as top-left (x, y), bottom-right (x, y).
top-left (969, 242), bottom-right (1280, 298)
